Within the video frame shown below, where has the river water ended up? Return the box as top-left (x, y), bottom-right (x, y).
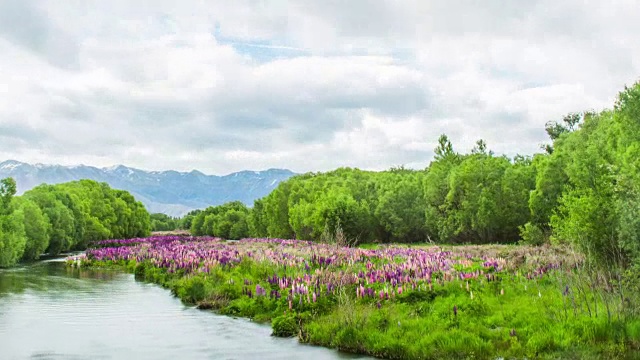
top-left (0, 258), bottom-right (369, 360)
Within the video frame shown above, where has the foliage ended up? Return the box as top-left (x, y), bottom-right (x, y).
top-left (519, 222), bottom-right (546, 246)
top-left (150, 213), bottom-right (180, 232)
top-left (248, 140), bottom-right (536, 246)
top-left (178, 209), bottom-right (201, 230)
top-left (13, 197), bottom-right (51, 261)
top-left (545, 83), bottom-right (640, 267)
top-left (190, 201), bottom-right (251, 239)
top-left (0, 178), bottom-right (150, 266)
top-left (272, 313), bottom-right (299, 337)
top-left (0, 204), bottom-right (26, 267)
top-left (0, 177), bottom-right (26, 267)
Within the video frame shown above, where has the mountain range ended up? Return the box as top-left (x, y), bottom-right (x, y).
top-left (0, 160), bottom-right (296, 216)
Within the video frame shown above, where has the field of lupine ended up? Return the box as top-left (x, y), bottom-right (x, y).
top-left (68, 236), bottom-right (640, 359)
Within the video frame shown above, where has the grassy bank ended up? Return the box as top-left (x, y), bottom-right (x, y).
top-left (69, 236), bottom-right (640, 359)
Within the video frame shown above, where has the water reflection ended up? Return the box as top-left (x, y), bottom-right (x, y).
top-left (0, 259), bottom-right (369, 360)
top-left (0, 260), bottom-right (120, 297)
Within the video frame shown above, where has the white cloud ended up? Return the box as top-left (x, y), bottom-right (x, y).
top-left (0, 0), bottom-right (639, 174)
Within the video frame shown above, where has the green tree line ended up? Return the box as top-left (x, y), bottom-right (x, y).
top-left (0, 179), bottom-right (150, 267)
top-left (149, 209), bottom-right (202, 233)
top-left (190, 201), bottom-right (251, 239)
top-left (150, 213), bottom-right (182, 232)
top-left (188, 81), bottom-right (640, 268)
top-left (246, 143), bottom-right (535, 245)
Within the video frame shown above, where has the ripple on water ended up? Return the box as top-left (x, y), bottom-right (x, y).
top-left (0, 261), bottom-right (371, 360)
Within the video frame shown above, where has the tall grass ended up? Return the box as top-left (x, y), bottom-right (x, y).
top-left (72, 237), bottom-right (640, 359)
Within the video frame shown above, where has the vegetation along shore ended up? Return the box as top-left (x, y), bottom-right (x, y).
top-left (70, 236), bottom-right (639, 359)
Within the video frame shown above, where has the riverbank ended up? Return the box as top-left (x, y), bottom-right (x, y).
top-left (70, 236), bottom-right (640, 359)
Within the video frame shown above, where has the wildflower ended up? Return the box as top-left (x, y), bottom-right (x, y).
top-left (500, 288), bottom-right (504, 296)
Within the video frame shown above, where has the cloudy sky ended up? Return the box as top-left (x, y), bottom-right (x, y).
top-left (0, 1), bottom-right (638, 174)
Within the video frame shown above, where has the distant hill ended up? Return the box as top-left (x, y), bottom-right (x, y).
top-left (0, 160), bottom-right (296, 216)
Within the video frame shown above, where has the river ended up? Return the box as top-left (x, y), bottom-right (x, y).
top-left (0, 258), bottom-right (370, 360)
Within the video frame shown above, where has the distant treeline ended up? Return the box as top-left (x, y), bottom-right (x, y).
top-left (179, 82), bottom-right (640, 268)
top-left (0, 179), bottom-right (150, 267)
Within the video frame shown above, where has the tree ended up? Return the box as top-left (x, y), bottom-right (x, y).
top-left (434, 134), bottom-right (455, 161)
top-left (15, 198), bottom-right (50, 261)
top-left (546, 83), bottom-right (640, 267)
top-left (439, 154), bottom-right (513, 243)
top-left (0, 177), bottom-right (27, 267)
top-left (375, 173), bottom-right (427, 242)
top-left (180, 210), bottom-right (201, 231)
top-left (0, 177), bottom-right (17, 214)
top-left (150, 213), bottom-right (179, 231)
top-left (424, 137), bottom-right (462, 242)
top-left (471, 139), bottom-right (488, 155)
top-left (190, 202), bottom-right (251, 239)
top-left (23, 181), bottom-right (150, 255)
top-left (0, 208), bottom-right (26, 267)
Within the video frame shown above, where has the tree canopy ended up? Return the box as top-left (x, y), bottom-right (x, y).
top-left (0, 179), bottom-right (150, 267)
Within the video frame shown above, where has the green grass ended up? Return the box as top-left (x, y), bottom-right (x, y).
top-left (83, 252), bottom-right (640, 359)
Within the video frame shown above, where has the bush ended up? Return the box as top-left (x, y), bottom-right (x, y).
top-left (519, 222), bottom-right (547, 246)
top-left (272, 313), bottom-right (298, 337)
top-left (175, 276), bottom-right (208, 303)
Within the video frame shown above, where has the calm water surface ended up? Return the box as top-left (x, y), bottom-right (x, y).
top-left (0, 258), bottom-right (370, 360)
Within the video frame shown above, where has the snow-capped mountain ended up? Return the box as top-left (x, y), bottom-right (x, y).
top-left (0, 160), bottom-right (296, 216)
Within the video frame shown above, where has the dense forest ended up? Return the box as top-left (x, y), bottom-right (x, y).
top-left (185, 82), bottom-right (640, 269)
top-left (0, 179), bottom-right (150, 267)
top-left (150, 213), bottom-right (182, 232)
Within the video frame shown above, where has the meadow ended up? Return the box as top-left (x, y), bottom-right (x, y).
top-left (70, 235), bottom-right (640, 359)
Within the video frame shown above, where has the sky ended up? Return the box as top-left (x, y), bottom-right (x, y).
top-left (0, 1), bottom-right (639, 175)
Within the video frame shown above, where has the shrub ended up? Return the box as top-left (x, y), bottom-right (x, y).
top-left (519, 222), bottom-right (547, 246)
top-left (272, 313), bottom-right (298, 337)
